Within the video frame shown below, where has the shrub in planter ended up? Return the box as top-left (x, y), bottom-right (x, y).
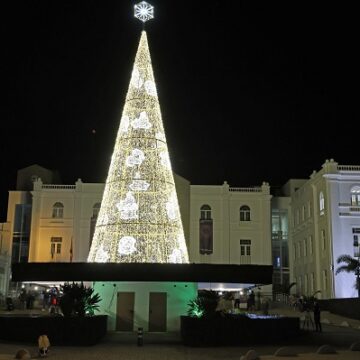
top-left (59, 282), bottom-right (101, 317)
top-left (187, 290), bottom-right (220, 318)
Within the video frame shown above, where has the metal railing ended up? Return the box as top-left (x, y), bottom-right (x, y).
top-left (229, 187), bottom-right (262, 192)
top-left (338, 165), bottom-right (360, 171)
top-left (42, 184), bottom-right (76, 190)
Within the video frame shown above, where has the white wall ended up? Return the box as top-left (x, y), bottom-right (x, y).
top-left (94, 281), bottom-right (197, 332)
top-left (189, 182), bottom-right (272, 266)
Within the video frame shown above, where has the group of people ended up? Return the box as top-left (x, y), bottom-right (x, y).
top-left (302, 300), bottom-right (322, 332)
top-left (18, 289), bottom-right (35, 310)
top-left (217, 290), bottom-right (270, 314)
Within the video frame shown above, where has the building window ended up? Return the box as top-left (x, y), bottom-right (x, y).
top-left (302, 206), bottom-right (306, 221)
top-left (200, 204), bottom-right (212, 220)
top-left (351, 186), bottom-right (360, 206)
top-left (297, 242), bottom-right (301, 259)
top-left (199, 205), bottom-right (213, 254)
top-left (353, 228), bottom-right (360, 257)
top-left (308, 201), bottom-right (312, 218)
top-left (322, 269), bottom-right (327, 291)
top-left (321, 229), bottom-right (326, 250)
top-left (309, 235), bottom-right (313, 255)
top-left (303, 238), bottom-right (307, 257)
top-left (240, 239), bottom-right (251, 264)
top-left (319, 192), bottom-right (325, 215)
top-left (240, 239), bottom-right (251, 256)
top-left (310, 273), bottom-right (315, 293)
top-left (50, 237), bottom-right (62, 259)
top-left (293, 244), bottom-right (296, 260)
top-left (296, 210), bottom-right (299, 225)
top-left (52, 202), bottom-right (64, 218)
top-left (240, 205), bottom-right (251, 221)
top-left (298, 276), bottom-right (302, 293)
top-left (90, 203), bottom-right (101, 248)
top-left (304, 274), bottom-right (308, 295)
top-left (11, 204), bottom-right (31, 263)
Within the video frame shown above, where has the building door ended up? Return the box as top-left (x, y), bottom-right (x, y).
top-left (148, 292), bottom-right (167, 332)
top-left (116, 292), bottom-right (135, 331)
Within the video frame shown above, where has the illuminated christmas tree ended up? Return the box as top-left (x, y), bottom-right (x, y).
top-left (88, 6), bottom-right (189, 264)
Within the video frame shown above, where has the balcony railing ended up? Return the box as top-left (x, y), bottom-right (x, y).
top-left (338, 165), bottom-right (360, 171)
top-left (42, 184), bottom-right (76, 190)
top-left (229, 187), bottom-right (262, 192)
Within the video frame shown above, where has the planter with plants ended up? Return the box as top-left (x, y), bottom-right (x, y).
top-left (0, 282), bottom-right (107, 345)
top-left (181, 290), bottom-right (300, 346)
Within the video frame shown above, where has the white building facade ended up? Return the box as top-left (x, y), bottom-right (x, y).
top-left (0, 166), bottom-right (273, 297)
top-left (289, 159), bottom-right (360, 299)
top-left (2, 159), bottom-right (359, 299)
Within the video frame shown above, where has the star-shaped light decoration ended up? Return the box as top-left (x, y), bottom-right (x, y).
top-left (134, 1), bottom-right (154, 23)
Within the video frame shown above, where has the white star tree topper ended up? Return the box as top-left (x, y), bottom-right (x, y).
top-left (134, 1), bottom-right (154, 23)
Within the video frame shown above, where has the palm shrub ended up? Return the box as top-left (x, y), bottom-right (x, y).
top-left (187, 290), bottom-right (220, 318)
top-left (336, 254), bottom-right (360, 297)
top-left (59, 282), bottom-right (101, 317)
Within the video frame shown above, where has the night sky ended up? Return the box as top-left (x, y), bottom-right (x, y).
top-left (1, 1), bottom-right (358, 220)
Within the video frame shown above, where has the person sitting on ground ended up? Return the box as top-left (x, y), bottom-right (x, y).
top-left (38, 334), bottom-right (50, 357)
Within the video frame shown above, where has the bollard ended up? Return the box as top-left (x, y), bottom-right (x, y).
top-left (137, 327), bottom-right (143, 346)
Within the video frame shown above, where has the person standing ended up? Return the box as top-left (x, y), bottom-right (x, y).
top-left (234, 291), bottom-right (241, 309)
top-left (302, 306), bottom-right (314, 330)
top-left (313, 301), bottom-right (322, 332)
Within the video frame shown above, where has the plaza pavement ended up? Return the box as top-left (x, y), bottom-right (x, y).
top-left (1, 304), bottom-right (360, 359)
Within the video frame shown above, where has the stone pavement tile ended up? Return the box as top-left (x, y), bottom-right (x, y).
top-left (0, 345), bottom-right (358, 360)
top-left (0, 355), bottom-right (14, 360)
top-left (262, 351), bottom-right (360, 360)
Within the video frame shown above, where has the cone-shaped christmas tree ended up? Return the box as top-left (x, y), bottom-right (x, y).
top-left (88, 31), bottom-right (189, 264)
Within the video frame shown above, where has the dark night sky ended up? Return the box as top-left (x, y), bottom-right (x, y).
top-left (1, 1), bottom-right (358, 220)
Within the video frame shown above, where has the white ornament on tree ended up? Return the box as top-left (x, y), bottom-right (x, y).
top-left (156, 132), bottom-right (166, 142)
top-left (159, 151), bottom-right (171, 169)
top-left (131, 111), bottom-right (152, 129)
top-left (119, 115), bottom-right (130, 133)
top-left (95, 245), bottom-right (110, 263)
top-left (131, 67), bottom-right (143, 89)
top-left (166, 193), bottom-right (177, 220)
top-left (126, 148), bottom-right (145, 167)
top-left (116, 191), bottom-right (139, 220)
top-left (118, 236), bottom-right (137, 255)
top-left (144, 80), bottom-right (157, 96)
top-left (129, 179), bottom-right (150, 191)
top-left (169, 249), bottom-right (182, 263)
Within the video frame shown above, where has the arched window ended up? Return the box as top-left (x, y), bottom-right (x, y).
top-left (319, 192), bottom-right (325, 215)
top-left (200, 205), bottom-right (212, 220)
top-left (52, 202), bottom-right (64, 218)
top-left (240, 205), bottom-right (251, 221)
top-left (351, 186), bottom-right (360, 206)
top-left (199, 205), bottom-right (213, 254)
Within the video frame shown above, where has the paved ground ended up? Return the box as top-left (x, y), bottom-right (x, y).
top-left (1, 304), bottom-right (359, 359)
